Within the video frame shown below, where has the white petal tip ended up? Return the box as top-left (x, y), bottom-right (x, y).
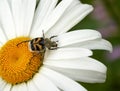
top-left (105, 40), bottom-right (113, 53)
top-left (83, 4), bottom-right (94, 14)
top-left (87, 4), bottom-right (94, 12)
top-left (109, 45), bottom-right (113, 53)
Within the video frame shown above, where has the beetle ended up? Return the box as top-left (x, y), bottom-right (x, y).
top-left (17, 31), bottom-right (58, 60)
top-left (28, 35), bottom-right (58, 53)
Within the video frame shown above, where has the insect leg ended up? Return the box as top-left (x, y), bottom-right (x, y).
top-left (42, 30), bottom-right (45, 39)
top-left (55, 40), bottom-right (59, 43)
top-left (50, 35), bottom-right (57, 40)
top-left (49, 47), bottom-right (59, 50)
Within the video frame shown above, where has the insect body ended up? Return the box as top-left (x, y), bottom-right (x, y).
top-left (16, 31), bottom-right (58, 61)
top-left (28, 36), bottom-right (58, 53)
top-left (17, 34), bottom-right (58, 53)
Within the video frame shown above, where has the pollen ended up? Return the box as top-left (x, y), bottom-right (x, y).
top-left (0, 37), bottom-right (44, 84)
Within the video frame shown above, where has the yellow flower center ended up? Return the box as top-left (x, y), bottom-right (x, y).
top-left (0, 37), bottom-right (44, 84)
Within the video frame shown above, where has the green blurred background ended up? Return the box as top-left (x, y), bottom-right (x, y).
top-left (72, 0), bottom-right (120, 91)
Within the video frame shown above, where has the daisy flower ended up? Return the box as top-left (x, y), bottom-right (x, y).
top-left (0, 0), bottom-right (112, 91)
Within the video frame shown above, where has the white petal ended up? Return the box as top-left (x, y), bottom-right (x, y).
top-left (0, 28), bottom-right (7, 45)
top-left (45, 3), bottom-right (93, 37)
top-left (33, 73), bottom-right (60, 91)
top-left (42, 0), bottom-right (75, 33)
top-left (30, 0), bottom-right (58, 37)
top-left (0, 0), bottom-right (16, 39)
top-left (44, 57), bottom-right (107, 83)
top-left (8, 0), bottom-right (36, 36)
top-left (11, 85), bottom-right (18, 91)
top-left (3, 84), bottom-right (12, 91)
top-left (11, 83), bottom-right (27, 91)
top-left (18, 83), bottom-right (28, 91)
top-left (57, 29), bottom-right (101, 47)
top-left (0, 42), bottom-right (3, 47)
top-left (72, 39), bottom-right (113, 52)
top-left (44, 48), bottom-right (92, 60)
top-left (41, 67), bottom-right (87, 91)
top-left (0, 78), bottom-right (7, 91)
top-left (27, 80), bottom-right (39, 91)
top-left (31, 0), bottom-right (74, 37)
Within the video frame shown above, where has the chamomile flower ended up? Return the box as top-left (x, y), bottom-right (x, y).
top-left (0, 0), bottom-right (112, 91)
